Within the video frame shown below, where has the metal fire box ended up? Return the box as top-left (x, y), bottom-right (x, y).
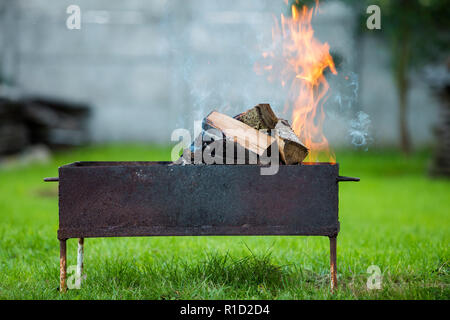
top-left (45, 161), bottom-right (359, 292)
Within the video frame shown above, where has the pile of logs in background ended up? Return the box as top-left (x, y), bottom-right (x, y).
top-left (0, 97), bottom-right (90, 156)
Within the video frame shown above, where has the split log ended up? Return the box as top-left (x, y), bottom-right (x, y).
top-left (234, 104), bottom-right (309, 164)
top-left (174, 105), bottom-right (308, 165)
top-left (202, 138), bottom-right (260, 165)
top-left (274, 119), bottom-right (309, 164)
top-left (234, 103), bottom-right (278, 130)
top-left (174, 128), bottom-right (260, 165)
top-left (204, 111), bottom-right (276, 157)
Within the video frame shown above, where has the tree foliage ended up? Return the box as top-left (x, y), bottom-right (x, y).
top-left (291, 0), bottom-right (449, 153)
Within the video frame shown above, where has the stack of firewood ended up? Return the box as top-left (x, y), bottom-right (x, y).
top-left (175, 104), bottom-right (309, 165)
top-left (0, 96), bottom-right (90, 155)
top-left (0, 98), bottom-right (29, 155)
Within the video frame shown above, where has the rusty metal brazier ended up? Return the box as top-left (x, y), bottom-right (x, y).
top-left (45, 161), bottom-right (359, 292)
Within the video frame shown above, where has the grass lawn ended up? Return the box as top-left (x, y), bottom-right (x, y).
top-left (0, 144), bottom-right (448, 299)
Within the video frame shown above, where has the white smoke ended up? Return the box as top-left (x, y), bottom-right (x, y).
top-left (167, 0), bottom-right (372, 151)
top-left (349, 111), bottom-right (371, 150)
top-left (329, 71), bottom-right (372, 149)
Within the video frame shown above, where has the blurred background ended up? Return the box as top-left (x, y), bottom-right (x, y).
top-left (0, 0), bottom-right (448, 174)
top-left (0, 0), bottom-right (449, 300)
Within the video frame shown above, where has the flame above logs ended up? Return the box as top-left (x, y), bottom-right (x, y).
top-left (256, 1), bottom-right (337, 162)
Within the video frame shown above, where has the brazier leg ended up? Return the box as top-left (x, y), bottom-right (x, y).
top-left (60, 239), bottom-right (67, 293)
top-left (329, 236), bottom-right (337, 291)
top-left (77, 238), bottom-right (84, 284)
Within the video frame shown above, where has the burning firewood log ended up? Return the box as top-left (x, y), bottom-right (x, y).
top-left (234, 103), bottom-right (278, 130)
top-left (274, 119), bottom-right (309, 164)
top-left (203, 111), bottom-right (276, 157)
top-left (175, 111), bottom-right (275, 165)
top-left (174, 104), bottom-right (308, 165)
top-left (235, 104), bottom-right (309, 164)
top-left (202, 138), bottom-right (260, 165)
top-left (174, 133), bottom-right (207, 165)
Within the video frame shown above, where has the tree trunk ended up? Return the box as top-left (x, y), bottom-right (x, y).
top-left (398, 61), bottom-right (411, 155)
top-left (429, 58), bottom-right (450, 177)
top-left (394, 5), bottom-right (412, 155)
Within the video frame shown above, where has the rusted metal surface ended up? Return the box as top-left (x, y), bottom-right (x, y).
top-left (50, 161), bottom-right (359, 292)
top-left (59, 240), bottom-right (67, 293)
top-left (329, 236), bottom-right (337, 291)
top-left (54, 162), bottom-right (354, 239)
top-left (77, 238), bottom-right (84, 280)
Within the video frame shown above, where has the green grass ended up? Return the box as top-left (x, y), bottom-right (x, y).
top-left (0, 144), bottom-right (448, 299)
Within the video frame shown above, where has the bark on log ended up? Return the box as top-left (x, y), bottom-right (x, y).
top-left (204, 111), bottom-right (276, 157)
top-left (174, 127), bottom-right (261, 165)
top-left (234, 104), bottom-right (309, 164)
top-left (234, 103), bottom-right (278, 130)
top-left (174, 105), bottom-right (308, 165)
top-left (274, 119), bottom-right (309, 164)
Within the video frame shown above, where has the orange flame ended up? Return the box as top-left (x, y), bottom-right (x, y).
top-left (258, 1), bottom-right (337, 162)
